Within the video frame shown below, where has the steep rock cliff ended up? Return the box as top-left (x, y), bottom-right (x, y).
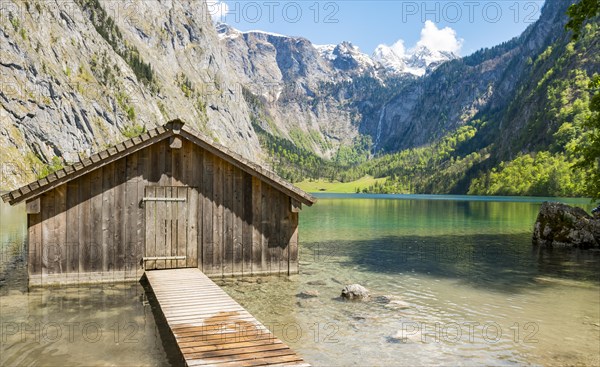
top-left (0, 0), bottom-right (261, 189)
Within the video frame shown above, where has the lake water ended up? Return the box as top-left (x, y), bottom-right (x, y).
top-left (1, 194), bottom-right (599, 366)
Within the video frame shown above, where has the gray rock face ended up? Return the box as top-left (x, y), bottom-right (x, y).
top-left (217, 24), bottom-right (384, 158)
top-left (533, 202), bottom-right (600, 249)
top-left (341, 284), bottom-right (369, 300)
top-left (0, 0), bottom-right (261, 189)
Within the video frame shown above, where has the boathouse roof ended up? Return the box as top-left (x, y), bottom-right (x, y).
top-left (2, 119), bottom-right (317, 207)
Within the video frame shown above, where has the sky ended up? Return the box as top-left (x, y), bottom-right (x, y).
top-left (207, 0), bottom-right (546, 56)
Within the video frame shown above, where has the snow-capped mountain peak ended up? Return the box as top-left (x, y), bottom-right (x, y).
top-left (217, 23), bottom-right (456, 77)
top-left (372, 44), bottom-right (407, 73)
top-left (373, 44), bottom-right (458, 76)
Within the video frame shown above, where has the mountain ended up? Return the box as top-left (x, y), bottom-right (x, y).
top-left (216, 23), bottom-right (382, 158)
top-left (0, 0), bottom-right (261, 188)
top-left (314, 42), bottom-right (378, 74)
top-left (371, 0), bottom-right (575, 154)
top-left (220, 0), bottom-right (597, 197)
top-left (372, 44), bottom-right (457, 76)
top-left (216, 0), bottom-right (573, 161)
top-left (216, 23), bottom-right (462, 158)
top-left (1, 0), bottom-right (595, 197)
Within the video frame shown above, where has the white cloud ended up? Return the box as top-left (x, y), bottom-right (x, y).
top-left (206, 0), bottom-right (229, 21)
top-left (416, 20), bottom-right (463, 54)
top-left (376, 21), bottom-right (463, 57)
top-left (390, 39), bottom-right (406, 58)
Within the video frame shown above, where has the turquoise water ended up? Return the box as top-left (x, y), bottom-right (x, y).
top-left (223, 195), bottom-right (600, 366)
top-left (1, 195), bottom-right (599, 366)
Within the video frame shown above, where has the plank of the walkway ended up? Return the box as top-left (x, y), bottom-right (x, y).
top-left (145, 269), bottom-right (308, 367)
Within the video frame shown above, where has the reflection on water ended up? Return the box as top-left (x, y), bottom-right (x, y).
top-left (1, 195), bottom-right (599, 366)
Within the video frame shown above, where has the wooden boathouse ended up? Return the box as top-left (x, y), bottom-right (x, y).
top-left (2, 119), bottom-right (316, 286)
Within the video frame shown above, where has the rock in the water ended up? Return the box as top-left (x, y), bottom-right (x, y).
top-left (374, 295), bottom-right (411, 309)
top-left (297, 290), bottom-right (319, 299)
top-left (307, 280), bottom-right (327, 286)
top-left (386, 300), bottom-right (411, 310)
top-left (341, 284), bottom-right (369, 300)
top-left (374, 295), bottom-right (395, 304)
top-left (533, 202), bottom-right (600, 249)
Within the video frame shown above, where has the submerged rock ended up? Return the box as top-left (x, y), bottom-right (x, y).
top-left (297, 290), bottom-right (319, 299)
top-left (341, 284), bottom-right (369, 300)
top-left (532, 202), bottom-right (600, 249)
top-left (374, 295), bottom-right (411, 309)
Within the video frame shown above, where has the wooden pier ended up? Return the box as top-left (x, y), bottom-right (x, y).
top-left (145, 268), bottom-right (310, 367)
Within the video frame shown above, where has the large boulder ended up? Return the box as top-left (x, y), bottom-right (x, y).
top-left (341, 284), bottom-right (369, 300)
top-left (533, 202), bottom-right (600, 249)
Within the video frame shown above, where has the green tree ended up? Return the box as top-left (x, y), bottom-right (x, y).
top-left (575, 76), bottom-right (600, 199)
top-left (566, 0), bottom-right (600, 40)
top-left (566, 0), bottom-right (600, 200)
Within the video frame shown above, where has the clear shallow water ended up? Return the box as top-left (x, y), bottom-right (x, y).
top-left (0, 202), bottom-right (175, 366)
top-left (1, 195), bottom-right (599, 366)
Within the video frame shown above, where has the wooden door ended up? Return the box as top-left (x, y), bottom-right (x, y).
top-left (144, 186), bottom-right (190, 270)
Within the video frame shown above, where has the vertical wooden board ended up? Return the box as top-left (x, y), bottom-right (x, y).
top-left (136, 149), bottom-right (149, 276)
top-left (179, 139), bottom-right (190, 184)
top-left (195, 147), bottom-right (203, 269)
top-left (164, 143), bottom-right (173, 187)
top-left (41, 191), bottom-right (55, 275)
top-left (166, 186), bottom-right (174, 269)
top-left (149, 143), bottom-right (161, 184)
top-left (289, 211), bottom-right (299, 274)
top-left (144, 186), bottom-right (156, 270)
top-left (125, 151), bottom-right (139, 277)
top-left (171, 188), bottom-right (178, 268)
top-left (271, 190), bottom-right (281, 274)
top-left (125, 155), bottom-right (139, 277)
top-left (251, 177), bottom-right (262, 274)
top-left (114, 158), bottom-right (126, 272)
top-left (66, 182), bottom-right (79, 274)
top-left (125, 150), bottom-right (138, 182)
top-left (157, 186), bottom-right (168, 269)
top-left (90, 168), bottom-right (103, 274)
top-left (185, 144), bottom-right (199, 269)
top-left (187, 187), bottom-right (198, 268)
top-left (78, 174), bottom-right (91, 274)
top-left (172, 187), bottom-right (179, 269)
top-left (171, 144), bottom-right (182, 186)
top-left (158, 139), bottom-right (168, 186)
top-left (27, 213), bottom-right (42, 277)
top-left (201, 151), bottom-right (213, 274)
top-left (223, 164), bottom-right (234, 275)
top-left (101, 163), bottom-right (115, 273)
top-left (279, 194), bottom-right (289, 275)
top-left (54, 185), bottom-right (67, 275)
top-left (176, 187), bottom-right (188, 268)
top-left (212, 157), bottom-right (223, 276)
top-left (232, 167), bottom-right (243, 275)
top-left (242, 173), bottom-right (253, 275)
top-left (261, 185), bottom-right (271, 273)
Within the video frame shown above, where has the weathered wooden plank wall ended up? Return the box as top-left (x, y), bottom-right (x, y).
top-left (29, 138), bottom-right (298, 284)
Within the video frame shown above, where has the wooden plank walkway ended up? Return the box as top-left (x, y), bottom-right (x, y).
top-left (145, 268), bottom-right (310, 367)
